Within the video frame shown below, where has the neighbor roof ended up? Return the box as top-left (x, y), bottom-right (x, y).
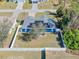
top-left (22, 16), bottom-right (35, 29)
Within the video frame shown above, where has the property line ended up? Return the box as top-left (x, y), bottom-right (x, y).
top-left (9, 26), bottom-right (20, 48)
top-left (0, 48), bottom-right (66, 51)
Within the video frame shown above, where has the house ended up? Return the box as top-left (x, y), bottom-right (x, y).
top-left (20, 16), bottom-right (56, 32)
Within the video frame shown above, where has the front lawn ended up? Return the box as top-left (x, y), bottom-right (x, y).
top-left (23, 3), bottom-right (32, 9)
top-left (0, 12), bottom-right (13, 16)
top-left (0, 2), bottom-right (17, 9)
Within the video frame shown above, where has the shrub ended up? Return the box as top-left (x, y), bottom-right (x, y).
top-left (63, 29), bottom-right (79, 50)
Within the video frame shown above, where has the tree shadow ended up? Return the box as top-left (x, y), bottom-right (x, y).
top-left (41, 49), bottom-right (46, 59)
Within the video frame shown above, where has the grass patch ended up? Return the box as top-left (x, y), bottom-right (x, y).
top-left (23, 3), bottom-right (32, 9)
top-left (17, 12), bottom-right (28, 25)
top-left (36, 12), bottom-right (49, 17)
top-left (70, 2), bottom-right (79, 13)
top-left (36, 12), bottom-right (57, 22)
top-left (0, 51), bottom-right (41, 59)
top-left (38, 0), bottom-right (58, 9)
top-left (3, 25), bottom-right (17, 48)
top-left (14, 33), bottom-right (60, 48)
top-left (0, 12), bottom-right (13, 16)
top-left (0, 2), bottom-right (17, 9)
top-left (17, 12), bottom-right (28, 20)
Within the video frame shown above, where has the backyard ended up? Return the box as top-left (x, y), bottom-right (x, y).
top-left (14, 32), bottom-right (60, 48)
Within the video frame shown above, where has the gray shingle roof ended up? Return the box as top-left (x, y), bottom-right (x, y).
top-left (22, 16), bottom-right (35, 29)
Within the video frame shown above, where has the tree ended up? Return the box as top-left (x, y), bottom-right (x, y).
top-left (0, 16), bottom-right (14, 47)
top-left (56, 0), bottom-right (79, 50)
top-left (56, 6), bottom-right (64, 17)
top-left (57, 7), bottom-right (71, 29)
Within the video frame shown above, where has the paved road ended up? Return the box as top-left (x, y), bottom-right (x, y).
top-left (0, 9), bottom-right (56, 12)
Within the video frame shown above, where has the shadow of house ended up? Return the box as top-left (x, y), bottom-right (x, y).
top-left (41, 49), bottom-right (46, 59)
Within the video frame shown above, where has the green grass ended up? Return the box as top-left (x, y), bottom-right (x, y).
top-left (36, 12), bottom-right (49, 17)
top-left (38, 0), bottom-right (58, 9)
top-left (0, 12), bottom-right (13, 16)
top-left (71, 2), bottom-right (79, 13)
top-left (0, 2), bottom-right (17, 9)
top-left (23, 3), bottom-right (32, 9)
